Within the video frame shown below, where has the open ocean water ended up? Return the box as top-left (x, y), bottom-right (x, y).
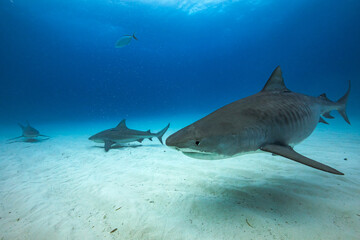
top-left (1, 0), bottom-right (360, 239)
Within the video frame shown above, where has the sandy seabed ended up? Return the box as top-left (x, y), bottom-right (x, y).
top-left (0, 118), bottom-right (359, 240)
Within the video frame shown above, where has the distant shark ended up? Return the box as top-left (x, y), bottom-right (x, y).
top-left (89, 119), bottom-right (170, 152)
top-left (8, 122), bottom-right (49, 141)
top-left (166, 66), bottom-right (350, 175)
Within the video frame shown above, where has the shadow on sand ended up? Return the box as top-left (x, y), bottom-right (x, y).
top-left (186, 174), bottom-right (341, 221)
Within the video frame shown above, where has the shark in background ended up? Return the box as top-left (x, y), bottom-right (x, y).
top-left (166, 66), bottom-right (350, 175)
top-left (89, 119), bottom-right (170, 152)
top-left (8, 122), bottom-right (49, 142)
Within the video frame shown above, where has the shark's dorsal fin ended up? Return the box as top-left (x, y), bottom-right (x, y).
top-left (147, 130), bottom-right (151, 134)
top-left (116, 119), bottom-right (127, 129)
top-left (262, 66), bottom-right (289, 92)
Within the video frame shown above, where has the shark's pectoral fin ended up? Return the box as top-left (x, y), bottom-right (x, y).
top-left (39, 134), bottom-right (50, 138)
top-left (149, 137), bottom-right (153, 141)
top-left (7, 136), bottom-right (23, 141)
top-left (104, 141), bottom-right (115, 152)
top-left (319, 117), bottom-right (329, 124)
top-left (137, 138), bottom-right (144, 143)
top-left (260, 144), bottom-right (343, 175)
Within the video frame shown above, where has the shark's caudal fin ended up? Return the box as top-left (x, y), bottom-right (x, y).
top-left (156, 123), bottom-right (170, 144)
top-left (336, 81), bottom-right (351, 125)
top-left (132, 33), bottom-right (138, 40)
top-left (18, 123), bottom-right (25, 130)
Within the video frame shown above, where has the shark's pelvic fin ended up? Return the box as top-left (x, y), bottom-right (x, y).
top-left (7, 136), bottom-right (23, 141)
top-left (104, 140), bottom-right (114, 152)
top-left (116, 119), bottom-right (127, 129)
top-left (323, 112), bottom-right (335, 119)
top-left (319, 117), bottom-right (329, 124)
top-left (336, 81), bottom-right (351, 125)
top-left (261, 66), bottom-right (289, 92)
top-left (260, 144), bottom-right (344, 175)
top-left (137, 138), bottom-right (144, 143)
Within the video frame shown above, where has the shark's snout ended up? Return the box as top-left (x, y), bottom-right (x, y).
top-left (165, 134), bottom-right (177, 147)
top-left (166, 130), bottom-right (187, 149)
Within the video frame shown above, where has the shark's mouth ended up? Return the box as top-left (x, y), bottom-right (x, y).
top-left (181, 151), bottom-right (229, 160)
top-left (167, 145), bottom-right (230, 160)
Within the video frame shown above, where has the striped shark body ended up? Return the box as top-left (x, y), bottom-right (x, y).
top-left (166, 66), bottom-right (350, 175)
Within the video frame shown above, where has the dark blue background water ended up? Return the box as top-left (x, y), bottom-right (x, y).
top-left (1, 0), bottom-right (359, 125)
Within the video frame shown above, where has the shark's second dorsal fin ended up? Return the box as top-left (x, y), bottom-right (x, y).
top-left (262, 66), bottom-right (289, 92)
top-left (116, 119), bottom-right (127, 129)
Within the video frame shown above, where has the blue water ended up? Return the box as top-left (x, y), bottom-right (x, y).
top-left (1, 0), bottom-right (360, 125)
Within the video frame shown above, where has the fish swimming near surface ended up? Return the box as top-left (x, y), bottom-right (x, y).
top-left (89, 119), bottom-right (170, 152)
top-left (8, 122), bottom-right (49, 141)
top-left (115, 33), bottom-right (138, 48)
top-left (166, 66), bottom-right (350, 175)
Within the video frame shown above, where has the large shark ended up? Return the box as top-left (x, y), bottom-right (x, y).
top-left (8, 122), bottom-right (49, 141)
top-left (89, 119), bottom-right (170, 152)
top-left (166, 66), bottom-right (350, 175)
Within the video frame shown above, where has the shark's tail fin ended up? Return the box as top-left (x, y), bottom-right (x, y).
top-left (18, 123), bottom-right (25, 129)
top-left (133, 33), bottom-right (138, 40)
top-left (156, 123), bottom-right (170, 144)
top-left (336, 81), bottom-right (351, 125)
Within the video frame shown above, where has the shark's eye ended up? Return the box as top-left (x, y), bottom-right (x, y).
top-left (195, 140), bottom-right (200, 146)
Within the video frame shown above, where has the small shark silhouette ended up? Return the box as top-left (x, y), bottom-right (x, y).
top-left (166, 66), bottom-right (350, 175)
top-left (89, 119), bottom-right (170, 152)
top-left (8, 122), bottom-right (49, 141)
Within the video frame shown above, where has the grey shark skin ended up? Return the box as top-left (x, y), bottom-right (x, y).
top-left (8, 122), bottom-right (49, 141)
top-left (89, 119), bottom-right (170, 152)
top-left (166, 66), bottom-right (350, 175)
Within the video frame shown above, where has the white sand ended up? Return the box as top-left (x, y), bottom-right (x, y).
top-left (0, 118), bottom-right (359, 240)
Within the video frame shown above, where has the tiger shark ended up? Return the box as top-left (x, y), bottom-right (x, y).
top-left (8, 122), bottom-right (49, 141)
top-left (166, 66), bottom-right (350, 175)
top-left (89, 119), bottom-right (170, 152)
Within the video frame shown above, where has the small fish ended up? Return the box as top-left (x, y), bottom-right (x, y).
top-left (115, 33), bottom-right (138, 48)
